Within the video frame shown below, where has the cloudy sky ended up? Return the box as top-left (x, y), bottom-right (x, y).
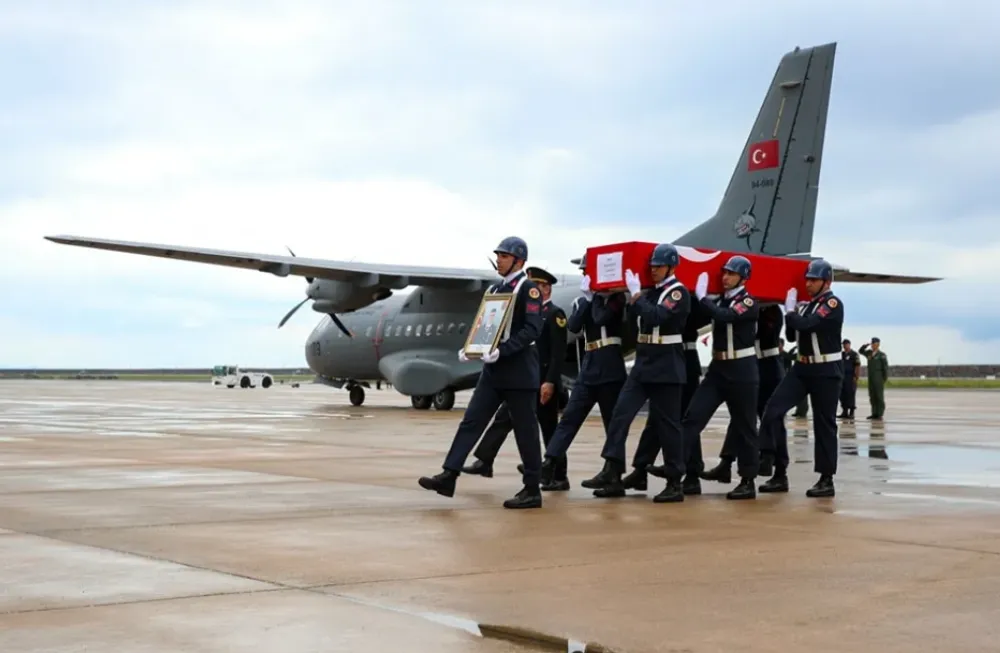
top-left (3, 0), bottom-right (999, 368)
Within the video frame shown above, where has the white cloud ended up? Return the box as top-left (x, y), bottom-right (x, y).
top-left (2, 2), bottom-right (999, 367)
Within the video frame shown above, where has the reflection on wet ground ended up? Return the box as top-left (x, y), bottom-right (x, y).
top-left (2, 381), bottom-right (1000, 652)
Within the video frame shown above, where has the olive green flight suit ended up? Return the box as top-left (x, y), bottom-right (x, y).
top-left (860, 346), bottom-right (889, 418)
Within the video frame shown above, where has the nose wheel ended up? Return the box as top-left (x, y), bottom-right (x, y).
top-left (348, 385), bottom-right (365, 406)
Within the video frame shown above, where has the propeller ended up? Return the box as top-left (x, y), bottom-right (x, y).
top-left (276, 246), bottom-right (353, 338)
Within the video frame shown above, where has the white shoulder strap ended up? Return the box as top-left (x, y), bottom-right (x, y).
top-left (501, 274), bottom-right (529, 342)
top-left (638, 280), bottom-right (684, 336)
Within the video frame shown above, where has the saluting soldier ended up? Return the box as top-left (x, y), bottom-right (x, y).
top-left (839, 339), bottom-right (861, 419)
top-left (539, 256), bottom-right (628, 490)
top-left (637, 297), bottom-right (712, 495)
top-left (580, 243), bottom-right (691, 503)
top-left (462, 266), bottom-right (567, 482)
top-left (757, 259), bottom-right (845, 498)
top-left (859, 338), bottom-right (888, 420)
top-left (700, 302), bottom-right (785, 482)
top-left (675, 256), bottom-right (761, 500)
top-left (418, 236), bottom-right (545, 509)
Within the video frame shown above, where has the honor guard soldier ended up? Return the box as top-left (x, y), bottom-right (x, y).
top-left (581, 243), bottom-right (691, 503)
top-left (631, 299), bottom-right (712, 495)
top-left (839, 339), bottom-right (861, 419)
top-left (677, 255), bottom-right (761, 500)
top-left (757, 258), bottom-right (845, 498)
top-left (700, 302), bottom-right (785, 483)
top-left (858, 338), bottom-right (888, 420)
top-left (539, 256), bottom-right (628, 490)
top-left (418, 236), bottom-right (545, 509)
top-left (462, 266), bottom-right (567, 484)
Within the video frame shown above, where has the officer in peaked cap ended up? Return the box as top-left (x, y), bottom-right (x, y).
top-left (538, 253), bottom-right (629, 490)
top-left (670, 254), bottom-right (762, 500)
top-left (419, 236), bottom-right (545, 509)
top-left (463, 265), bottom-right (568, 486)
top-left (758, 258), bottom-right (844, 498)
top-left (581, 242), bottom-right (691, 503)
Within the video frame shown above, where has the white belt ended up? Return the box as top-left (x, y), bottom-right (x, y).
top-left (682, 342), bottom-right (697, 351)
top-left (585, 337), bottom-right (622, 351)
top-left (755, 343), bottom-right (779, 358)
top-left (637, 333), bottom-right (683, 345)
top-left (798, 353), bottom-right (841, 364)
top-left (712, 346), bottom-right (756, 361)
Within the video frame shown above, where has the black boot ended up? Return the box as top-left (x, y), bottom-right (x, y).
top-left (758, 468), bottom-right (789, 493)
top-left (682, 474), bottom-right (702, 495)
top-left (645, 464), bottom-right (667, 479)
top-left (806, 474), bottom-right (835, 498)
top-left (653, 477), bottom-right (684, 503)
top-left (503, 485), bottom-right (542, 509)
top-left (592, 460), bottom-right (626, 497)
top-left (726, 477), bottom-right (756, 500)
top-left (462, 459), bottom-right (493, 477)
top-left (540, 458), bottom-right (569, 491)
top-left (622, 467), bottom-right (648, 491)
top-left (581, 460), bottom-right (616, 489)
top-left (759, 453), bottom-right (774, 477)
top-left (418, 469), bottom-right (458, 497)
top-left (699, 461), bottom-right (732, 484)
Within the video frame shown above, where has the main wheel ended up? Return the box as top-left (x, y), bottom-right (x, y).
top-left (432, 389), bottom-right (455, 411)
top-left (349, 385), bottom-right (365, 406)
top-left (411, 395), bottom-right (432, 410)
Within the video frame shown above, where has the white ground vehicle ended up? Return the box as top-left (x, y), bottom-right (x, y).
top-left (211, 365), bottom-right (273, 389)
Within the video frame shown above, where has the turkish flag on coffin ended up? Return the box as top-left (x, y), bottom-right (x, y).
top-left (584, 241), bottom-right (810, 304)
top-left (748, 139), bottom-right (779, 171)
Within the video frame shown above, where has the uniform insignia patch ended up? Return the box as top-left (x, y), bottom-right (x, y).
top-left (817, 305), bottom-right (830, 317)
top-left (527, 303), bottom-right (540, 313)
top-left (555, 316), bottom-right (567, 327)
top-left (734, 303), bottom-right (747, 315)
top-left (827, 298), bottom-right (838, 308)
top-left (743, 297), bottom-right (754, 306)
top-left (528, 287), bottom-right (540, 299)
top-left (670, 290), bottom-right (682, 301)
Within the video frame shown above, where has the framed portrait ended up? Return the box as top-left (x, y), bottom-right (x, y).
top-left (463, 293), bottom-right (516, 358)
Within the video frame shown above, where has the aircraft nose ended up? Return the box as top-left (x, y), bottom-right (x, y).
top-left (305, 322), bottom-right (325, 372)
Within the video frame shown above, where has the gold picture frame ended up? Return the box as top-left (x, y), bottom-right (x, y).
top-left (463, 292), bottom-right (516, 358)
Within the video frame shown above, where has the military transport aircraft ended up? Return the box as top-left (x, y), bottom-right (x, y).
top-left (45, 41), bottom-right (938, 411)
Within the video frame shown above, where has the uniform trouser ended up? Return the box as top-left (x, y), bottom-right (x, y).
top-left (631, 373), bottom-right (700, 470)
top-left (682, 370), bottom-right (760, 478)
top-left (840, 378), bottom-right (857, 411)
top-left (544, 379), bottom-right (623, 465)
top-left (443, 377), bottom-right (542, 486)
top-left (719, 357), bottom-right (783, 462)
top-left (601, 374), bottom-right (685, 480)
top-left (474, 388), bottom-right (562, 475)
top-left (759, 368), bottom-right (841, 476)
top-left (868, 380), bottom-right (885, 417)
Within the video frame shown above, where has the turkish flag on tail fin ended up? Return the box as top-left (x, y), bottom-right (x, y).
top-left (748, 139), bottom-right (779, 171)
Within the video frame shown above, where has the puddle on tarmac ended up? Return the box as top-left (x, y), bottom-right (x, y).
top-left (876, 444), bottom-right (1000, 490)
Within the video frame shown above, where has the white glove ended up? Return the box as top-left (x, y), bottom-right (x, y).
top-left (784, 288), bottom-right (798, 313)
top-left (624, 269), bottom-right (641, 295)
top-left (482, 349), bottom-right (500, 364)
top-left (580, 274), bottom-right (593, 300)
top-left (457, 348), bottom-right (468, 362)
top-left (695, 272), bottom-right (708, 299)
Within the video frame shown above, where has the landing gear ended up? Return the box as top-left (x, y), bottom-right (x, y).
top-left (348, 385), bottom-right (365, 406)
top-left (432, 388), bottom-right (455, 411)
top-left (411, 395), bottom-right (432, 410)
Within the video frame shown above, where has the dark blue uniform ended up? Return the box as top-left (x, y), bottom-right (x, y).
top-left (681, 286), bottom-right (761, 497)
top-left (759, 287), bottom-right (844, 497)
top-left (587, 275), bottom-right (691, 502)
top-left (466, 298), bottom-right (567, 477)
top-left (418, 265), bottom-right (545, 507)
top-left (541, 291), bottom-right (628, 487)
top-left (839, 345), bottom-right (861, 418)
top-left (626, 300), bottom-right (711, 493)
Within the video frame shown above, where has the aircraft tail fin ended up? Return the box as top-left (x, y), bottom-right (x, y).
top-left (673, 42), bottom-right (837, 256)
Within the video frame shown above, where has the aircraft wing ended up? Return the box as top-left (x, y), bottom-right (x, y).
top-left (44, 235), bottom-right (498, 291)
top-left (835, 270), bottom-right (941, 284)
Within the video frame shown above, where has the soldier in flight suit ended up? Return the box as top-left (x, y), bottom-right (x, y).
top-left (418, 236), bottom-right (545, 509)
top-left (581, 243), bottom-right (691, 503)
top-left (699, 302), bottom-right (785, 483)
top-left (675, 255), bottom-right (761, 500)
top-left (839, 339), bottom-right (861, 419)
top-left (627, 300), bottom-right (711, 496)
top-left (461, 267), bottom-right (567, 484)
top-left (859, 338), bottom-right (888, 420)
top-left (757, 259), bottom-right (845, 498)
top-left (538, 257), bottom-right (629, 490)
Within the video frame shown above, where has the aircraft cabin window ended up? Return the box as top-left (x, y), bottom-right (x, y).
top-left (416, 325), bottom-right (422, 336)
top-left (458, 323), bottom-right (466, 334)
top-left (447, 323), bottom-right (455, 334)
top-left (383, 324), bottom-right (392, 337)
top-left (426, 324), bottom-right (433, 336)
top-left (405, 325), bottom-right (412, 336)
top-left (395, 325), bottom-right (402, 336)
top-left (436, 324), bottom-right (443, 335)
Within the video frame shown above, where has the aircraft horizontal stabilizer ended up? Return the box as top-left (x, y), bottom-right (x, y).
top-left (836, 270), bottom-right (941, 284)
top-left (43, 235), bottom-right (498, 291)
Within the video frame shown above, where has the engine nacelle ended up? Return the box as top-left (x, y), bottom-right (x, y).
top-left (308, 279), bottom-right (393, 313)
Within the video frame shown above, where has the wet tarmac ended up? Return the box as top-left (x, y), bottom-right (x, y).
top-left (2, 380), bottom-right (999, 652)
